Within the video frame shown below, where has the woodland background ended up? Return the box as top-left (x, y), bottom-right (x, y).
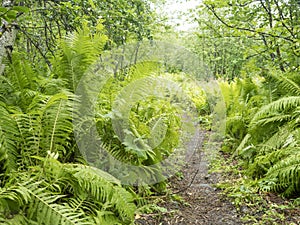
top-left (0, 0), bottom-right (299, 224)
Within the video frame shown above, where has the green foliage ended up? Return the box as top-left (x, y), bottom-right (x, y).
top-left (221, 67), bottom-right (300, 198)
top-left (94, 62), bottom-right (195, 188)
top-left (7, 0), bottom-right (156, 64)
top-left (0, 103), bottom-right (19, 174)
top-left (0, 16), bottom-right (210, 223)
top-left (52, 21), bottom-right (108, 91)
top-left (0, 158), bottom-right (136, 224)
top-left (0, 5), bottom-right (29, 25)
top-left (204, 0), bottom-right (300, 198)
top-left (0, 22), bottom-right (139, 224)
top-left (210, 145), bottom-right (299, 224)
top-left (201, 0), bottom-right (300, 72)
top-left (219, 77), bottom-right (265, 152)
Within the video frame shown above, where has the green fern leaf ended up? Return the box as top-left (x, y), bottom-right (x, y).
top-left (251, 96), bottom-right (300, 126)
top-left (25, 183), bottom-right (93, 225)
top-left (68, 164), bottom-right (136, 224)
top-left (0, 104), bottom-right (19, 173)
top-left (267, 70), bottom-right (300, 96)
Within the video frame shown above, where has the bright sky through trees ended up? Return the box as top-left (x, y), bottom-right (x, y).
top-left (161, 0), bottom-right (200, 31)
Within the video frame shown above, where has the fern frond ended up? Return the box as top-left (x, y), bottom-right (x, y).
top-left (0, 104), bottom-right (19, 173)
top-left (0, 214), bottom-right (31, 225)
top-left (53, 21), bottom-right (107, 91)
top-left (14, 91), bottom-right (77, 162)
top-left (70, 164), bottom-right (121, 185)
top-left (42, 92), bottom-right (76, 155)
top-left (250, 96), bottom-right (300, 126)
top-left (0, 182), bottom-right (31, 206)
top-left (110, 185), bottom-right (137, 223)
top-left (0, 52), bottom-right (41, 111)
top-left (67, 164), bottom-right (136, 224)
top-left (254, 114), bottom-right (292, 126)
top-left (3, 52), bottom-right (37, 92)
top-left (93, 210), bottom-right (122, 225)
top-left (24, 181), bottom-right (93, 225)
top-left (235, 133), bottom-right (251, 155)
top-left (268, 70), bottom-right (300, 96)
top-left (258, 125), bottom-right (290, 154)
top-left (29, 157), bottom-right (136, 224)
top-left (264, 150), bottom-right (300, 196)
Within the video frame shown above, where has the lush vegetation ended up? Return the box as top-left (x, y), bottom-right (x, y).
top-left (0, 0), bottom-right (299, 224)
top-left (192, 0), bottom-right (300, 222)
top-left (194, 0), bottom-right (300, 197)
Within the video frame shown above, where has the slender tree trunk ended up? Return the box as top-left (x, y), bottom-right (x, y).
top-left (0, 0), bottom-right (16, 75)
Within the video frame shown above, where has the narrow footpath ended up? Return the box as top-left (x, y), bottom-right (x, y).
top-left (136, 132), bottom-right (244, 225)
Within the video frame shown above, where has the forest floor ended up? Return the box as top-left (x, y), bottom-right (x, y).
top-left (135, 131), bottom-right (300, 225)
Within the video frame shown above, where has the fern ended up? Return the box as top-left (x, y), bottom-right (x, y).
top-left (250, 96), bottom-right (300, 125)
top-left (29, 157), bottom-right (136, 224)
top-left (68, 164), bottom-right (136, 224)
top-left (93, 213), bottom-right (122, 225)
top-left (0, 52), bottom-right (41, 111)
top-left (24, 181), bottom-right (93, 225)
top-left (0, 21), bottom-right (142, 224)
top-left (258, 125), bottom-right (291, 154)
top-left (0, 103), bottom-right (19, 174)
top-left (262, 149), bottom-right (300, 197)
top-left (53, 21), bottom-right (108, 91)
top-left (223, 68), bottom-right (300, 197)
top-left (13, 91), bottom-right (77, 164)
top-left (267, 70), bottom-right (300, 96)
top-left (0, 157), bottom-right (137, 224)
top-left (0, 214), bottom-right (32, 225)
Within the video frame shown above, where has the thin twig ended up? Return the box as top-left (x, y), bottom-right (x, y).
top-left (18, 27), bottom-right (51, 68)
top-left (204, 4), bottom-right (295, 43)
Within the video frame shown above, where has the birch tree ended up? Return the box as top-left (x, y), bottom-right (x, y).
top-left (0, 0), bottom-right (16, 74)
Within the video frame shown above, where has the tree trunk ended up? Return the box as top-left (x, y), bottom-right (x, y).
top-left (0, 0), bottom-right (16, 75)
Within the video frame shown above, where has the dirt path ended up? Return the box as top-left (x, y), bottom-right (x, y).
top-left (136, 132), bottom-right (244, 225)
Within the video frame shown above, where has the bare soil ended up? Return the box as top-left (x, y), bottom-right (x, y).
top-left (135, 131), bottom-right (300, 225)
top-left (135, 131), bottom-right (244, 225)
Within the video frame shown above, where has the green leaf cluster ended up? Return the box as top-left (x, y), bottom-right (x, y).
top-left (221, 69), bottom-right (300, 197)
top-left (0, 22), bottom-right (137, 224)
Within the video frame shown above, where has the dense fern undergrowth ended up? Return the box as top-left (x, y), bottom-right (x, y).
top-left (220, 69), bottom-right (300, 199)
top-left (0, 23), bottom-right (139, 225)
top-left (0, 22), bottom-right (209, 224)
top-left (0, 15), bottom-right (299, 225)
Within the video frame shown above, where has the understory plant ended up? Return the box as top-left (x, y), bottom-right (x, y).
top-left (93, 61), bottom-right (206, 192)
top-left (221, 68), bottom-right (300, 198)
top-left (0, 22), bottom-right (137, 224)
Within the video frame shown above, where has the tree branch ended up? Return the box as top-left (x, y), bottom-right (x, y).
top-left (17, 27), bottom-right (51, 68)
top-left (204, 4), bottom-right (295, 43)
top-left (274, 0), bottom-right (296, 39)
